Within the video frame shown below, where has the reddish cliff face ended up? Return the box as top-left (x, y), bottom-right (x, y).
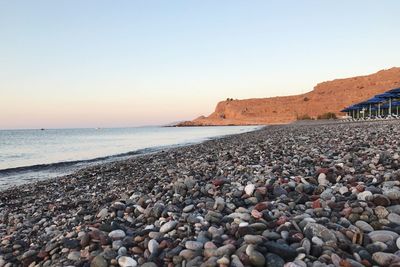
top-left (179, 67), bottom-right (400, 126)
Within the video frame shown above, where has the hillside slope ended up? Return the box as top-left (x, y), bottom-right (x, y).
top-left (179, 67), bottom-right (400, 126)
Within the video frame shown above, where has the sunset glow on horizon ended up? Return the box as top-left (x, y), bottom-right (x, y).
top-left (1, 0), bottom-right (400, 129)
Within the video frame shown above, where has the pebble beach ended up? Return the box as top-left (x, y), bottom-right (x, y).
top-left (2, 120), bottom-right (400, 267)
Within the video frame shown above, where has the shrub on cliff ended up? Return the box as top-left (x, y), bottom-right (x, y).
top-left (317, 112), bottom-right (337, 120)
top-left (297, 114), bottom-right (313, 120)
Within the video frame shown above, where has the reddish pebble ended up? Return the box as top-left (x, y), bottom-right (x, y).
top-left (317, 168), bottom-right (329, 174)
top-left (251, 209), bottom-right (263, 219)
top-left (212, 179), bottom-right (226, 186)
top-left (276, 216), bottom-right (288, 225)
top-left (254, 202), bottom-right (269, 211)
top-left (312, 199), bottom-right (321, 209)
top-left (204, 241), bottom-right (217, 249)
top-left (256, 187), bottom-right (267, 195)
top-left (356, 184), bottom-right (365, 192)
top-left (340, 260), bottom-right (352, 267)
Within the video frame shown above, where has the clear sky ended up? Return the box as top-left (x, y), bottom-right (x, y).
top-left (1, 0), bottom-right (399, 129)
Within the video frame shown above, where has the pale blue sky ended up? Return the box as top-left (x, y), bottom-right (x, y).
top-left (1, 1), bottom-right (399, 129)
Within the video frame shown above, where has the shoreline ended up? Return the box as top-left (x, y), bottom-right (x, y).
top-left (2, 120), bottom-right (400, 266)
top-left (0, 126), bottom-right (266, 194)
top-left (0, 126), bottom-right (262, 191)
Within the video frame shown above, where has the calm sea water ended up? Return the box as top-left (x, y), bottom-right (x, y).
top-left (0, 126), bottom-right (260, 189)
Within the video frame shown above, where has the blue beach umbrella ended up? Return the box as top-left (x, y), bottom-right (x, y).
top-left (341, 105), bottom-right (358, 118)
top-left (388, 87), bottom-right (400, 94)
top-left (375, 92), bottom-right (399, 115)
top-left (355, 103), bottom-right (371, 118)
top-left (341, 107), bottom-right (355, 117)
top-left (349, 103), bottom-right (367, 119)
top-left (360, 97), bottom-right (384, 117)
top-left (382, 101), bottom-right (400, 115)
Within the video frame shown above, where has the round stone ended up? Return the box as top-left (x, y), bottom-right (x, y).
top-left (368, 230), bottom-right (399, 243)
top-left (183, 205), bottom-right (194, 212)
top-left (375, 206), bottom-right (389, 219)
top-left (388, 213), bottom-right (400, 225)
top-left (372, 252), bottom-right (400, 266)
top-left (108, 230), bottom-right (126, 240)
top-left (355, 220), bottom-right (374, 232)
top-left (373, 194), bottom-right (391, 207)
top-left (246, 245), bottom-right (265, 267)
top-left (67, 251), bottom-right (80, 261)
top-left (245, 184), bottom-right (256, 196)
top-left (90, 255), bottom-right (108, 267)
top-left (358, 191), bottom-right (372, 201)
top-left (264, 241), bottom-right (298, 260)
top-left (318, 173), bottom-right (328, 186)
top-left (265, 253), bottom-right (285, 267)
top-left (185, 241), bottom-right (203, 250)
top-left (118, 256), bottom-right (137, 267)
top-left (304, 223), bottom-right (337, 242)
top-left (148, 239), bottom-right (159, 254)
top-left (244, 235), bottom-right (263, 244)
top-left (160, 221), bottom-right (178, 233)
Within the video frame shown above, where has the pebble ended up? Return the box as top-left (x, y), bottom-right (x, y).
top-left (304, 223), bottom-right (337, 242)
top-left (183, 205), bottom-right (194, 213)
top-left (355, 220), bottom-right (374, 232)
top-left (368, 230), bottom-right (399, 243)
top-left (388, 213), bottom-right (400, 224)
top-left (108, 230), bottom-right (126, 240)
top-left (264, 241), bottom-right (298, 260)
top-left (90, 255), bottom-right (108, 267)
top-left (159, 221), bottom-right (178, 233)
top-left (147, 239), bottom-right (158, 254)
top-left (185, 241), bottom-right (203, 250)
top-left (244, 234), bottom-right (263, 244)
top-left (318, 173), bottom-right (328, 186)
top-left (231, 255), bottom-right (244, 267)
top-left (118, 256), bottom-right (137, 267)
top-left (265, 253), bottom-right (285, 267)
top-left (67, 251), bottom-right (80, 261)
top-left (246, 245), bottom-right (265, 267)
top-left (372, 252), bottom-right (400, 266)
top-left (358, 191), bottom-right (372, 201)
top-left (244, 184), bottom-right (256, 196)
top-left (97, 208), bottom-right (108, 218)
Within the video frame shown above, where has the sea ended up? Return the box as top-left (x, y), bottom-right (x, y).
top-left (0, 126), bottom-right (260, 189)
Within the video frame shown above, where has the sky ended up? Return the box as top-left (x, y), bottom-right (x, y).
top-left (1, 0), bottom-right (400, 129)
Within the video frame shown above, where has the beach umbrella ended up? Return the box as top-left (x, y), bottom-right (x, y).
top-left (361, 97), bottom-right (384, 117)
top-left (388, 87), bottom-right (400, 94)
top-left (375, 92), bottom-right (399, 116)
top-left (382, 101), bottom-right (400, 116)
top-left (340, 107), bottom-right (351, 117)
top-left (344, 105), bottom-right (361, 118)
top-left (350, 103), bottom-right (367, 119)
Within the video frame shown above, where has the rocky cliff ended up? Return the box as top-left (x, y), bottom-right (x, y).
top-left (179, 67), bottom-right (400, 126)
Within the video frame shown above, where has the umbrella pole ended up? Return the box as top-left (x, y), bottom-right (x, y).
top-left (390, 98), bottom-right (392, 116)
top-left (378, 104), bottom-right (381, 118)
top-left (369, 104), bottom-right (372, 118)
top-left (397, 106), bottom-right (399, 116)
